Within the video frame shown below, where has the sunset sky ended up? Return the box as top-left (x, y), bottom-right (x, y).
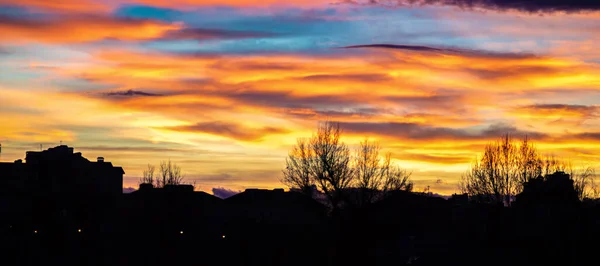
top-left (1, 0), bottom-right (600, 195)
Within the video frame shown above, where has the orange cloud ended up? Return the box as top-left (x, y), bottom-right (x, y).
top-left (512, 104), bottom-right (598, 119)
top-left (393, 152), bottom-right (474, 165)
top-left (40, 46), bottom-right (600, 137)
top-left (0, 15), bottom-right (181, 43)
top-left (0, 0), bottom-right (111, 12)
top-left (0, 0), bottom-right (332, 12)
top-left (7, 43), bottom-right (600, 194)
top-left (160, 121), bottom-right (290, 141)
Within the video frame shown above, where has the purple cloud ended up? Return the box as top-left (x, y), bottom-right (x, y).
top-left (343, 0), bottom-right (600, 13)
top-left (123, 187), bottom-right (136, 193)
top-left (104, 89), bottom-right (163, 97)
top-left (162, 28), bottom-right (280, 41)
top-left (162, 121), bottom-right (289, 141)
top-left (212, 187), bottom-right (241, 199)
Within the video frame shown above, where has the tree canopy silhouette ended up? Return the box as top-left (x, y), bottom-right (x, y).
top-left (282, 137), bottom-right (313, 196)
top-left (139, 160), bottom-right (186, 188)
top-left (353, 139), bottom-right (412, 206)
top-left (460, 134), bottom-right (596, 205)
top-left (282, 121), bottom-right (412, 210)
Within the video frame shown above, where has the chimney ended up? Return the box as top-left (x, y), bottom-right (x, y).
top-left (97, 157), bottom-right (104, 163)
top-left (139, 183), bottom-right (154, 191)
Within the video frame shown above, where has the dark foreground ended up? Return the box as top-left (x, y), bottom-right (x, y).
top-left (1, 145), bottom-right (598, 266)
top-left (2, 187), bottom-right (600, 266)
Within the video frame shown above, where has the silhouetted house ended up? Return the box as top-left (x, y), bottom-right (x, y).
top-left (448, 193), bottom-right (469, 206)
top-left (0, 146), bottom-right (125, 265)
top-left (119, 183), bottom-right (225, 266)
top-left (363, 191), bottom-right (514, 266)
top-left (0, 145), bottom-right (124, 230)
top-left (225, 188), bottom-right (326, 225)
top-left (511, 172), bottom-right (582, 266)
top-left (341, 187), bottom-right (385, 209)
top-left (515, 171), bottom-right (579, 206)
top-left (366, 191), bottom-right (450, 237)
top-left (0, 160), bottom-right (30, 224)
top-left (122, 183), bottom-right (223, 234)
top-left (288, 184), bottom-right (319, 197)
top-left (224, 188), bottom-right (328, 266)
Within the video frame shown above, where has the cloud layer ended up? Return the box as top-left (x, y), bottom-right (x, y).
top-left (2, 0), bottom-right (600, 195)
top-left (345, 0), bottom-right (600, 13)
top-left (212, 187), bottom-right (241, 199)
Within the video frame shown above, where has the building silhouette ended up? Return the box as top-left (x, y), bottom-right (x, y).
top-left (0, 145), bottom-right (124, 232)
top-left (0, 145), bottom-right (125, 265)
top-left (223, 188), bottom-right (329, 266)
top-left (516, 171), bottom-right (579, 206)
top-left (118, 183), bottom-right (225, 266)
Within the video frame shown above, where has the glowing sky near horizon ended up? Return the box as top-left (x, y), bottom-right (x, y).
top-left (1, 0), bottom-right (600, 195)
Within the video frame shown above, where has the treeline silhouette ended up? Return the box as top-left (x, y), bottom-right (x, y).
top-left (0, 124), bottom-right (599, 266)
top-left (285, 121), bottom-right (597, 207)
top-left (282, 121), bottom-right (413, 212)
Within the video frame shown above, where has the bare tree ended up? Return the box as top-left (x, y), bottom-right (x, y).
top-left (516, 136), bottom-right (541, 190)
top-left (380, 154), bottom-right (412, 194)
top-left (498, 134), bottom-right (519, 205)
top-left (282, 138), bottom-right (314, 195)
top-left (354, 139), bottom-right (383, 202)
top-left (310, 121), bottom-right (353, 211)
top-left (583, 177), bottom-right (600, 200)
top-left (282, 123), bottom-right (413, 211)
top-left (460, 134), bottom-right (524, 206)
top-left (541, 155), bottom-right (566, 176)
top-left (163, 160), bottom-right (184, 186)
top-left (140, 164), bottom-right (156, 186)
top-left (565, 164), bottom-right (595, 200)
top-left (460, 156), bottom-right (504, 204)
top-left (461, 134), bottom-right (597, 204)
top-left (152, 160), bottom-right (185, 188)
top-left (354, 139), bottom-right (412, 205)
top-left (158, 161), bottom-right (166, 188)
